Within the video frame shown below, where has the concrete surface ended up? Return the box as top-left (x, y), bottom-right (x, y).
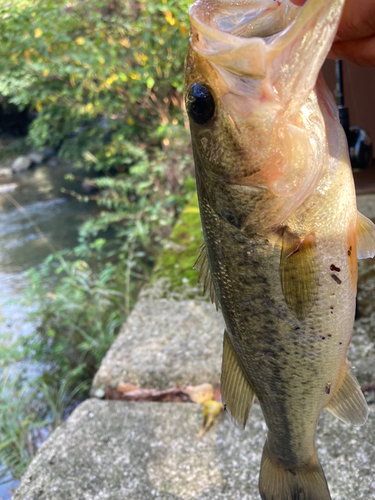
top-left (91, 287), bottom-right (224, 397)
top-left (14, 399), bottom-right (375, 500)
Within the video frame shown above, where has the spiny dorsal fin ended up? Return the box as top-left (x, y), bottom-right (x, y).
top-left (280, 230), bottom-right (317, 320)
top-left (326, 360), bottom-right (368, 425)
top-left (193, 243), bottom-right (219, 309)
top-left (357, 211), bottom-right (375, 260)
top-left (221, 330), bottom-right (255, 430)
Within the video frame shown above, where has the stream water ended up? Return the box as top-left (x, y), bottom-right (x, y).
top-left (0, 158), bottom-right (96, 499)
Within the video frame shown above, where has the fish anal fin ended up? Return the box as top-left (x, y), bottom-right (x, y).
top-left (193, 243), bottom-right (219, 309)
top-left (326, 361), bottom-right (368, 425)
top-left (356, 211), bottom-right (375, 260)
top-left (259, 440), bottom-right (330, 500)
top-left (221, 330), bottom-right (255, 430)
top-left (280, 231), bottom-right (317, 320)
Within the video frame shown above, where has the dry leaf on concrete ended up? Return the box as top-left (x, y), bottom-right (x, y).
top-left (183, 383), bottom-right (214, 404)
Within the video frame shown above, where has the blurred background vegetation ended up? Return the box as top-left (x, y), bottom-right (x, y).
top-left (0, 0), bottom-right (196, 483)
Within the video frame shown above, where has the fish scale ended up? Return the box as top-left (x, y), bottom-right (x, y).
top-left (185, 0), bottom-right (375, 499)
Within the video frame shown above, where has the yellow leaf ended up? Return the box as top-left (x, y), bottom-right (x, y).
top-left (179, 25), bottom-right (188, 36)
top-left (24, 50), bottom-right (31, 63)
top-left (42, 68), bottom-right (50, 77)
top-left (127, 116), bottom-right (135, 126)
top-left (164, 11), bottom-right (175, 26)
top-left (85, 103), bottom-right (94, 114)
top-left (34, 28), bottom-right (43, 38)
top-left (199, 400), bottom-right (223, 437)
top-left (129, 72), bottom-right (141, 80)
top-left (36, 100), bottom-right (43, 112)
top-left (105, 75), bottom-right (117, 86)
top-left (184, 384), bottom-right (214, 404)
top-left (120, 38), bottom-right (130, 48)
top-left (75, 37), bottom-right (85, 45)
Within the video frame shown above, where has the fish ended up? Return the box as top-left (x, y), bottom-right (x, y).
top-left (184, 0), bottom-right (375, 499)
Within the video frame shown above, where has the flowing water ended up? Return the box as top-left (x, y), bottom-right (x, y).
top-left (0, 159), bottom-right (96, 499)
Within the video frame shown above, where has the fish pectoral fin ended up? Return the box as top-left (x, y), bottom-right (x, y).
top-left (356, 211), bottom-right (375, 260)
top-left (326, 361), bottom-right (368, 425)
top-left (193, 243), bottom-right (219, 310)
top-left (280, 231), bottom-right (317, 320)
top-left (221, 330), bottom-right (255, 430)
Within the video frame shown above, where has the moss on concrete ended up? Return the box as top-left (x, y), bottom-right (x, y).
top-left (151, 193), bottom-right (203, 291)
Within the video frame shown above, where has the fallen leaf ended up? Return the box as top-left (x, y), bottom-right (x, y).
top-left (105, 387), bottom-right (192, 403)
top-left (183, 383), bottom-right (214, 404)
top-left (199, 400), bottom-right (223, 437)
top-left (116, 382), bottom-right (140, 394)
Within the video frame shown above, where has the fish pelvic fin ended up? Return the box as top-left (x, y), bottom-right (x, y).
top-left (193, 243), bottom-right (219, 310)
top-left (259, 441), bottom-right (331, 500)
top-left (221, 330), bottom-right (255, 429)
top-left (356, 211), bottom-right (375, 260)
top-left (326, 360), bottom-right (368, 425)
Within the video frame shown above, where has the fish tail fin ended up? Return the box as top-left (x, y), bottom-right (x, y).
top-left (259, 440), bottom-right (331, 500)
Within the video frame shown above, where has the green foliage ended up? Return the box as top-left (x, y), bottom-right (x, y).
top-left (0, 364), bottom-right (89, 481)
top-left (152, 193), bottom-right (203, 291)
top-left (0, 0), bottom-right (191, 152)
top-left (0, 0), bottom-right (196, 484)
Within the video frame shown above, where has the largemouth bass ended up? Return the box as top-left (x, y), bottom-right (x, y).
top-left (184, 0), bottom-right (375, 499)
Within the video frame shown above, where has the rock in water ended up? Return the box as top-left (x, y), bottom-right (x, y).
top-left (12, 156), bottom-right (32, 173)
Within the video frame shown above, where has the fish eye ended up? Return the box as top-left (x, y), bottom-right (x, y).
top-left (186, 83), bottom-right (215, 125)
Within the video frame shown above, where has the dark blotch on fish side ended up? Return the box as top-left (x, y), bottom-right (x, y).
top-left (220, 209), bottom-right (244, 229)
top-left (325, 383), bottom-right (332, 394)
top-left (331, 274), bottom-right (342, 285)
top-left (330, 264), bottom-right (340, 272)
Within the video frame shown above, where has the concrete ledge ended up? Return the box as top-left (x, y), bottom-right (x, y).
top-left (91, 292), bottom-right (225, 396)
top-left (14, 399), bottom-right (375, 500)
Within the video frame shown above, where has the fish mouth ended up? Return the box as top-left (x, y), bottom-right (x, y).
top-left (189, 0), bottom-right (343, 82)
top-left (190, 0), bottom-right (299, 40)
top-left (189, 0), bottom-right (300, 79)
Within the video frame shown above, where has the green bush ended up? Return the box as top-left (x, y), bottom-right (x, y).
top-left (0, 0), bottom-right (191, 153)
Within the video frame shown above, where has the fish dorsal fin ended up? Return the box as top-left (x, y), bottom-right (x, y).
top-left (221, 330), bottom-right (255, 429)
top-left (280, 230), bottom-right (317, 320)
top-left (356, 211), bottom-right (375, 260)
top-left (326, 361), bottom-right (368, 425)
top-left (193, 243), bottom-right (219, 310)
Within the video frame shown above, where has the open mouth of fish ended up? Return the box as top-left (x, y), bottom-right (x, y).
top-left (186, 0), bottom-right (345, 229)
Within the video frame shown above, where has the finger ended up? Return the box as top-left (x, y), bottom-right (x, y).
top-left (328, 37), bottom-right (375, 67)
top-left (289, 0), bottom-right (306, 4)
top-left (335, 0), bottom-right (375, 42)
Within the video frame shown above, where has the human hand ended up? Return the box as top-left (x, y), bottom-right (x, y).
top-left (291, 0), bottom-right (375, 66)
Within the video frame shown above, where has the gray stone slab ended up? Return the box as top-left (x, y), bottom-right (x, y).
top-left (14, 399), bottom-right (375, 500)
top-left (91, 289), bottom-right (224, 397)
